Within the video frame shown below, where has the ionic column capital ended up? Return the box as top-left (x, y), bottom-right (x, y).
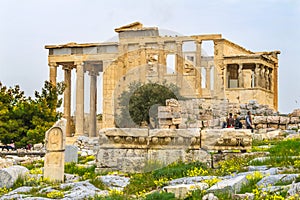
top-left (49, 62), bottom-right (58, 67)
top-left (195, 40), bottom-right (202, 45)
top-left (88, 70), bottom-right (99, 76)
top-left (62, 64), bottom-right (73, 71)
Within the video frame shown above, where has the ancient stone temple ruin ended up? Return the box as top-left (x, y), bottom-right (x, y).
top-left (45, 22), bottom-right (280, 137)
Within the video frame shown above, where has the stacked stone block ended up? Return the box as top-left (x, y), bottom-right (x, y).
top-left (158, 99), bottom-right (182, 129)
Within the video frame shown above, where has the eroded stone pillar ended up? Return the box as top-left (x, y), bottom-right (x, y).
top-left (63, 65), bottom-right (72, 137)
top-left (89, 70), bottom-right (98, 137)
top-left (49, 62), bottom-right (57, 86)
top-left (75, 61), bottom-right (85, 136)
top-left (44, 127), bottom-right (65, 182)
top-left (265, 68), bottom-right (270, 90)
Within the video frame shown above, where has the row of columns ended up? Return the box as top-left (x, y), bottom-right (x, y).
top-left (49, 61), bottom-right (100, 137)
top-left (227, 63), bottom-right (273, 91)
top-left (254, 64), bottom-right (273, 90)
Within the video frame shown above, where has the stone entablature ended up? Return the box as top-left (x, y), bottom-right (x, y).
top-left (96, 128), bottom-right (252, 172)
top-left (45, 22), bottom-right (280, 135)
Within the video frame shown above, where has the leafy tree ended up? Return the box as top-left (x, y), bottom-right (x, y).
top-left (25, 81), bottom-right (65, 146)
top-left (116, 81), bottom-right (181, 128)
top-left (0, 81), bottom-right (64, 147)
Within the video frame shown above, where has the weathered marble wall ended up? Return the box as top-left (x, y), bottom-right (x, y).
top-left (96, 128), bottom-right (252, 172)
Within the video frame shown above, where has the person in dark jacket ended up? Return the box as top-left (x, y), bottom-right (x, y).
top-left (226, 113), bottom-right (234, 128)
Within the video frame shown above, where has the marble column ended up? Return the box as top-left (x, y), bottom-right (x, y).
top-left (176, 41), bottom-right (183, 89)
top-left (89, 70), bottom-right (98, 137)
top-left (49, 62), bottom-right (57, 86)
top-left (75, 61), bottom-right (85, 136)
top-left (176, 41), bottom-right (183, 74)
top-left (63, 65), bottom-right (72, 137)
top-left (195, 41), bottom-right (202, 95)
top-left (205, 66), bottom-right (211, 90)
top-left (158, 42), bottom-right (165, 79)
top-left (255, 64), bottom-right (260, 87)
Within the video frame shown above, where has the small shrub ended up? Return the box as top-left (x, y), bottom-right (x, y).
top-left (123, 173), bottom-right (156, 195)
top-left (152, 161), bottom-right (207, 180)
top-left (93, 189), bottom-right (131, 200)
top-left (13, 174), bottom-right (51, 189)
top-left (46, 190), bottom-right (64, 199)
top-left (202, 177), bottom-right (221, 187)
top-left (240, 171), bottom-right (263, 193)
top-left (215, 156), bottom-right (248, 176)
top-left (153, 177), bottom-right (170, 188)
top-left (0, 187), bottom-right (11, 196)
top-left (184, 189), bottom-right (206, 200)
top-left (252, 188), bottom-right (287, 199)
top-left (21, 160), bottom-right (44, 170)
top-left (145, 191), bottom-right (176, 200)
top-left (294, 160), bottom-right (300, 168)
top-left (30, 168), bottom-right (43, 174)
top-left (90, 177), bottom-right (107, 190)
top-left (64, 162), bottom-right (96, 178)
top-left (78, 155), bottom-right (95, 164)
top-left (186, 167), bottom-right (208, 177)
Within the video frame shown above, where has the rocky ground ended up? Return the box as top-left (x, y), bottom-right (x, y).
top-left (1, 129), bottom-right (300, 199)
top-left (1, 163), bottom-right (300, 199)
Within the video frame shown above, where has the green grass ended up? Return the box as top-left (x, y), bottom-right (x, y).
top-left (269, 139), bottom-right (300, 157)
top-left (123, 161), bottom-right (208, 195)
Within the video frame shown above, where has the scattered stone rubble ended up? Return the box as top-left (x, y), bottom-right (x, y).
top-left (158, 98), bottom-right (300, 131)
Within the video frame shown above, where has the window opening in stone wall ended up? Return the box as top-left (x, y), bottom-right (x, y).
top-left (227, 64), bottom-right (238, 88)
top-left (166, 54), bottom-right (176, 74)
top-left (186, 56), bottom-right (194, 62)
top-left (183, 41), bottom-right (196, 52)
top-left (201, 41), bottom-right (214, 56)
top-left (201, 67), bottom-right (206, 88)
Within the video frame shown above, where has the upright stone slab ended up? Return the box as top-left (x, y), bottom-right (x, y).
top-left (65, 145), bottom-right (78, 163)
top-left (44, 127), bottom-right (65, 182)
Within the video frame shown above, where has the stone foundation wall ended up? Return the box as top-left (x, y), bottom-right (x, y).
top-left (96, 128), bottom-right (252, 172)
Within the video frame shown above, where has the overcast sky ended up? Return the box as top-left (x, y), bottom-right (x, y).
top-left (0, 0), bottom-right (299, 114)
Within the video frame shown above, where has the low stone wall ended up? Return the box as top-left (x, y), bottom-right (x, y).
top-left (253, 116), bottom-right (300, 130)
top-left (96, 128), bottom-right (252, 172)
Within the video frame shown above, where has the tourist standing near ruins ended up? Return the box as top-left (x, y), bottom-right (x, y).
top-left (226, 113), bottom-right (235, 128)
top-left (246, 111), bottom-right (253, 132)
top-left (234, 114), bottom-right (242, 129)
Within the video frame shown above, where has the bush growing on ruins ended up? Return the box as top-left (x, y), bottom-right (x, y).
top-left (0, 81), bottom-right (64, 147)
top-left (116, 81), bottom-right (181, 128)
